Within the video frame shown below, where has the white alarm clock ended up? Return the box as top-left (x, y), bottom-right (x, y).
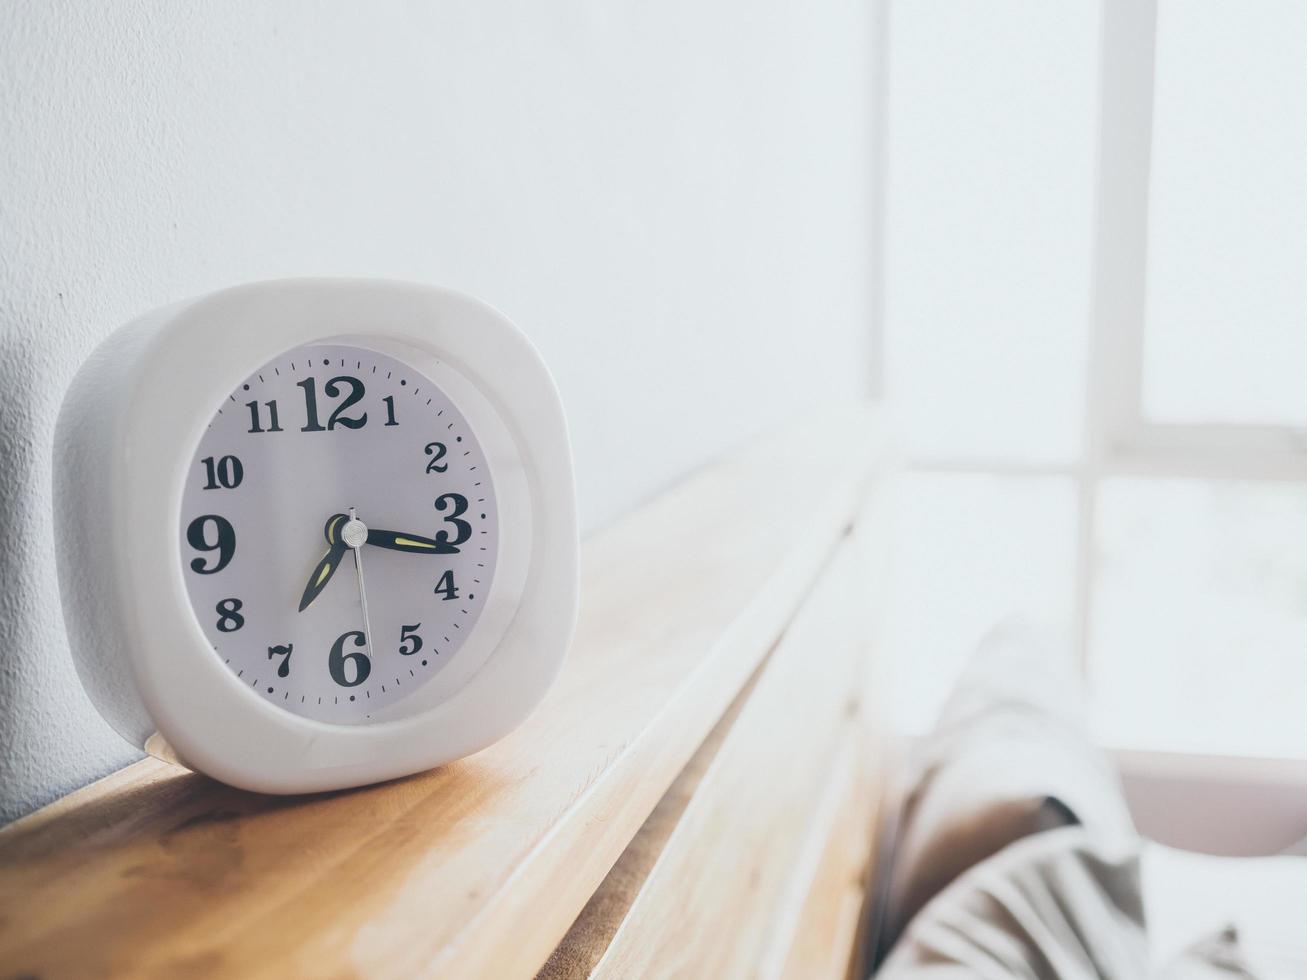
top-left (54, 279), bottom-right (577, 793)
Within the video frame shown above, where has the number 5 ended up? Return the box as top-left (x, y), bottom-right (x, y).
top-left (399, 624), bottom-right (423, 656)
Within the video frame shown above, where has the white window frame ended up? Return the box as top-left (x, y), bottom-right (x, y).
top-left (880, 0), bottom-right (1307, 691)
top-left (869, 0), bottom-right (1307, 795)
top-left (1091, 0), bottom-right (1307, 486)
top-left (1082, 0), bottom-right (1307, 689)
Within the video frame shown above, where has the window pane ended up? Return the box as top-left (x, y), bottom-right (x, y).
top-left (1143, 0), bottom-right (1307, 427)
top-left (886, 473), bottom-right (1078, 733)
top-left (884, 1), bottom-right (1098, 463)
top-left (1091, 478), bottom-right (1307, 757)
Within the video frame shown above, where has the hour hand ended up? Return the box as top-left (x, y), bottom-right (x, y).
top-left (299, 514), bottom-right (350, 612)
top-left (365, 528), bottom-right (459, 555)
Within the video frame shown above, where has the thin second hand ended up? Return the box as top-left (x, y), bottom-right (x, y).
top-left (348, 507), bottom-right (375, 653)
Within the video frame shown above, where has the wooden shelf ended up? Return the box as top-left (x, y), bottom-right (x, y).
top-left (0, 405), bottom-right (888, 979)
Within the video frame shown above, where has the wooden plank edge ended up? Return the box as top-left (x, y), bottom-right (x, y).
top-left (771, 735), bottom-right (881, 980)
top-left (435, 520), bottom-right (862, 977)
top-left (535, 630), bottom-right (773, 980)
top-left (427, 413), bottom-right (885, 978)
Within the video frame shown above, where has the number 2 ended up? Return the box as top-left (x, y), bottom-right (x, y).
top-left (424, 441), bottom-right (448, 473)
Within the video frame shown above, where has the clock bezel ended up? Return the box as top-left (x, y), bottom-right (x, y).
top-left (56, 279), bottom-right (578, 793)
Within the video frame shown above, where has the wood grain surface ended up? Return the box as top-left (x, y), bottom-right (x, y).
top-left (0, 407), bottom-right (886, 979)
top-left (774, 737), bottom-right (883, 980)
top-left (586, 537), bottom-right (871, 979)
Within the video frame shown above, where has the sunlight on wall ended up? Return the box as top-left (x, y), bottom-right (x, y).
top-left (886, 473), bottom-right (1078, 731)
top-left (881, 0), bottom-right (1099, 730)
top-left (882, 1), bottom-right (1098, 466)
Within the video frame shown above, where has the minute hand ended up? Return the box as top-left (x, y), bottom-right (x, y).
top-left (365, 528), bottom-right (460, 555)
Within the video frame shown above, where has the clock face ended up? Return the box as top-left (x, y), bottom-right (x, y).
top-left (179, 342), bottom-right (499, 724)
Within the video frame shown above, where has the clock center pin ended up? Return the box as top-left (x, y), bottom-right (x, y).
top-left (342, 517), bottom-right (368, 549)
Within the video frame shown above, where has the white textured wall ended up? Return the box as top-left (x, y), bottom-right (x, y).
top-left (0, 1), bottom-right (877, 820)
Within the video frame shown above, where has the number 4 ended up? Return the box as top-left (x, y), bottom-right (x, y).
top-left (434, 570), bottom-right (459, 601)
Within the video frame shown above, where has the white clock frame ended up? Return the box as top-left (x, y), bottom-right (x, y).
top-left (54, 279), bottom-right (578, 793)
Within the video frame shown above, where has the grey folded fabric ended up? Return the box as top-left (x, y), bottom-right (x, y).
top-left (873, 619), bottom-right (1279, 979)
top-left (881, 620), bottom-right (1136, 952)
top-left (878, 827), bottom-right (1147, 980)
top-left (1156, 927), bottom-right (1258, 979)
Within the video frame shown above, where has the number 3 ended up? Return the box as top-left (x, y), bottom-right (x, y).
top-left (434, 493), bottom-right (472, 548)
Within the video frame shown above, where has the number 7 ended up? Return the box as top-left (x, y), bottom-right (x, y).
top-left (267, 643), bottom-right (293, 678)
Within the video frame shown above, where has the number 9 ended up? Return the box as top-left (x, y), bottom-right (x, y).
top-left (186, 514), bottom-right (236, 574)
